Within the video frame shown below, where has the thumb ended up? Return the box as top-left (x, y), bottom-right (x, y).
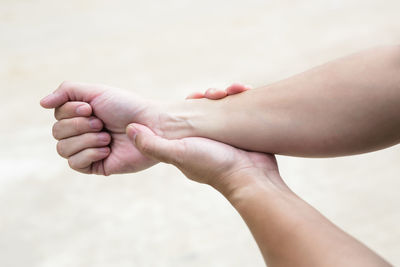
top-left (126, 123), bottom-right (184, 165)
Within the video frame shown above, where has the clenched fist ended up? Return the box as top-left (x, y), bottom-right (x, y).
top-left (41, 82), bottom-right (161, 175)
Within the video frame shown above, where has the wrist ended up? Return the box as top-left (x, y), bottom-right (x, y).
top-left (156, 100), bottom-right (197, 139)
top-left (156, 98), bottom-right (222, 140)
top-left (212, 170), bottom-right (294, 209)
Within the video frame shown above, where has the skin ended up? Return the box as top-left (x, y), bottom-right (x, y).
top-left (41, 82), bottom-right (161, 175)
top-left (41, 45), bottom-right (400, 175)
top-left (168, 45), bottom-right (400, 157)
top-left (122, 123), bottom-right (390, 266)
top-left (40, 93), bottom-right (393, 265)
top-left (40, 82), bottom-right (250, 175)
top-left (185, 83), bottom-right (252, 100)
top-left (39, 45), bottom-right (399, 265)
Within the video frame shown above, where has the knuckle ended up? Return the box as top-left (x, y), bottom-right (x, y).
top-left (54, 109), bottom-right (60, 120)
top-left (56, 141), bottom-right (67, 157)
top-left (54, 102), bottom-right (73, 120)
top-left (67, 158), bottom-right (77, 170)
top-left (59, 80), bottom-right (71, 89)
top-left (52, 123), bottom-right (60, 139)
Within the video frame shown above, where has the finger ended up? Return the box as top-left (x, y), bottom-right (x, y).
top-left (225, 83), bottom-right (252, 95)
top-left (52, 116), bottom-right (103, 140)
top-left (68, 147), bottom-right (110, 173)
top-left (54, 101), bottom-right (92, 120)
top-left (126, 123), bottom-right (184, 165)
top-left (91, 160), bottom-right (106, 176)
top-left (40, 81), bottom-right (106, 109)
top-left (56, 132), bottom-right (111, 158)
top-left (186, 92), bottom-right (205, 99)
top-left (204, 88), bottom-right (227, 100)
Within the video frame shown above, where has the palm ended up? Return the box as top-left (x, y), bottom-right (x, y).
top-left (178, 137), bottom-right (278, 184)
top-left (86, 87), bottom-right (159, 175)
top-left (134, 123), bottom-right (279, 185)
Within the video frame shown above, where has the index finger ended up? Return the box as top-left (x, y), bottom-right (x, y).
top-left (40, 81), bottom-right (106, 109)
top-left (54, 102), bottom-right (92, 120)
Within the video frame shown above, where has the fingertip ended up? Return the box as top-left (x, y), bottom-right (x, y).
top-left (229, 82), bottom-right (245, 87)
top-left (204, 88), bottom-right (227, 100)
top-left (99, 146), bottom-right (111, 155)
top-left (40, 94), bottom-right (53, 108)
top-left (40, 91), bottom-right (68, 109)
top-left (98, 132), bottom-right (112, 144)
top-left (205, 88), bottom-right (216, 94)
top-left (76, 103), bottom-right (92, 116)
top-left (92, 147), bottom-right (111, 160)
top-left (226, 83), bottom-right (249, 95)
top-left (126, 124), bottom-right (138, 141)
top-left (88, 117), bottom-right (103, 130)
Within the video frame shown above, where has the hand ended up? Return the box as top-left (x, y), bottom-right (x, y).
top-left (40, 81), bottom-right (161, 175)
top-left (186, 83), bottom-right (251, 100)
top-left (125, 123), bottom-right (287, 197)
top-left (40, 81), bottom-right (252, 176)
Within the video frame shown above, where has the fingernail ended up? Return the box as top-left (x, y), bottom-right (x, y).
top-left (98, 147), bottom-right (109, 153)
top-left (127, 125), bottom-right (137, 141)
top-left (89, 118), bottom-right (102, 129)
top-left (76, 105), bottom-right (88, 115)
top-left (98, 133), bottom-right (110, 143)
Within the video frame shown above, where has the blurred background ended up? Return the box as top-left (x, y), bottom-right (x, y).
top-left (1, 0), bottom-right (399, 266)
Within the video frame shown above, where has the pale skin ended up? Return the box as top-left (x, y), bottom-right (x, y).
top-left (171, 45), bottom-right (400, 157)
top-left (40, 45), bottom-right (399, 266)
top-left (40, 45), bottom-right (400, 174)
top-left (125, 124), bottom-right (390, 267)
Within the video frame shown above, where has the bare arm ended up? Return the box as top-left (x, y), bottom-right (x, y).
top-left (230, 179), bottom-right (391, 267)
top-left (161, 45), bottom-right (400, 157)
top-left (39, 46), bottom-right (400, 174)
top-left (126, 124), bottom-right (391, 266)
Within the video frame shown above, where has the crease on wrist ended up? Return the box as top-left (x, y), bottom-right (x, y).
top-left (158, 102), bottom-right (198, 139)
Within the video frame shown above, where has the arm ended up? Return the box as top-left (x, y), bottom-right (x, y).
top-left (39, 46), bottom-right (400, 174)
top-left (126, 124), bottom-right (391, 266)
top-left (230, 180), bottom-right (390, 267)
top-left (161, 45), bottom-right (400, 157)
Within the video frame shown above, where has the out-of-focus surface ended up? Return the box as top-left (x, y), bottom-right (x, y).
top-left (1, 0), bottom-right (399, 266)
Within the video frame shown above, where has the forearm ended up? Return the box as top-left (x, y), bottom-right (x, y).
top-left (224, 176), bottom-right (391, 267)
top-left (163, 45), bottom-right (400, 157)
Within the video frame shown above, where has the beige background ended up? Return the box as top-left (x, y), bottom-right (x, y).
top-left (1, 0), bottom-right (399, 266)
